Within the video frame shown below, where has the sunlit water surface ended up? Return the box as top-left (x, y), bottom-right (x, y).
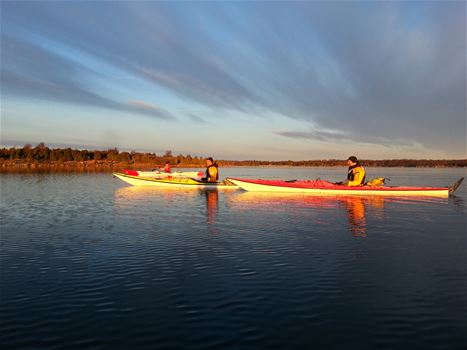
top-left (1, 168), bottom-right (466, 349)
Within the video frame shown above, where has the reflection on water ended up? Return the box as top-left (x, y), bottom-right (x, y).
top-left (344, 197), bottom-right (368, 237)
top-left (114, 185), bottom-right (193, 203)
top-left (449, 194), bottom-right (466, 213)
top-left (113, 186), bottom-right (221, 234)
top-left (342, 197), bottom-right (385, 237)
top-left (227, 192), bottom-right (450, 238)
top-left (114, 187), bottom-right (453, 239)
top-left (205, 190), bottom-right (218, 227)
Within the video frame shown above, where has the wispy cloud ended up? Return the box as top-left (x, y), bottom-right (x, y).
top-left (127, 99), bottom-right (172, 119)
top-left (273, 129), bottom-right (346, 143)
top-left (1, 37), bottom-right (174, 120)
top-left (188, 114), bottom-right (208, 124)
top-left (273, 129), bottom-right (414, 148)
top-left (128, 99), bottom-right (160, 111)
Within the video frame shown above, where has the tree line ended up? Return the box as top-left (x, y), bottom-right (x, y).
top-left (0, 143), bottom-right (208, 168)
top-left (221, 158), bottom-right (467, 167)
top-left (0, 143), bottom-right (466, 168)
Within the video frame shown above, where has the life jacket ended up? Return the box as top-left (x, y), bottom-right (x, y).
top-left (347, 164), bottom-right (366, 186)
top-left (206, 163), bottom-right (219, 182)
top-left (164, 164), bottom-right (171, 173)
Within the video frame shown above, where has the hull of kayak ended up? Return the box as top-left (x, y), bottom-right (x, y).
top-left (226, 177), bottom-right (462, 197)
top-left (114, 173), bottom-right (237, 189)
top-left (123, 169), bottom-right (203, 178)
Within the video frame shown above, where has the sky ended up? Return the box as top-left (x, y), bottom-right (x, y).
top-left (1, 1), bottom-right (465, 160)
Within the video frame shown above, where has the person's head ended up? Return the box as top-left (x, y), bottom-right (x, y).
top-left (165, 161), bottom-right (170, 165)
top-left (347, 156), bottom-right (358, 166)
top-left (206, 157), bottom-right (214, 166)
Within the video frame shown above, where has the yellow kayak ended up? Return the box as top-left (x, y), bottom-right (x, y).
top-left (113, 172), bottom-right (238, 189)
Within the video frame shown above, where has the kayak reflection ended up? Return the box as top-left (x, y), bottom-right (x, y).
top-left (113, 187), bottom-right (449, 237)
top-left (227, 192), bottom-right (446, 238)
top-left (113, 186), bottom-right (198, 211)
top-left (114, 186), bottom-right (221, 234)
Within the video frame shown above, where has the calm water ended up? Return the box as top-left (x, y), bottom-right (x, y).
top-left (1, 167), bottom-right (466, 350)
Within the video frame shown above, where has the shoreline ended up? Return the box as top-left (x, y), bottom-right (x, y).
top-left (1, 159), bottom-right (466, 173)
top-left (2, 145), bottom-right (465, 170)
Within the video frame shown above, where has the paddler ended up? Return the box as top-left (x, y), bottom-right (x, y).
top-left (160, 161), bottom-right (171, 173)
top-left (344, 156), bottom-right (366, 186)
top-left (202, 157), bottom-right (219, 182)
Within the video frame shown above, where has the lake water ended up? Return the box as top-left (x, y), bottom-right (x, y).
top-left (1, 167), bottom-right (466, 350)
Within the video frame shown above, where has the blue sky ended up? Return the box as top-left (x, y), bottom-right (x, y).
top-left (1, 1), bottom-right (465, 160)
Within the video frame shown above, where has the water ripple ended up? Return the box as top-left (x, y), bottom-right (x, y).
top-left (1, 171), bottom-right (466, 349)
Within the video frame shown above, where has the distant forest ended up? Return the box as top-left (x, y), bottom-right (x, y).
top-left (0, 143), bottom-right (466, 170)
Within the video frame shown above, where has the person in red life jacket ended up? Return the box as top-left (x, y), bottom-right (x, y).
top-left (161, 161), bottom-right (171, 173)
top-left (201, 157), bottom-right (219, 182)
top-left (344, 156), bottom-right (366, 186)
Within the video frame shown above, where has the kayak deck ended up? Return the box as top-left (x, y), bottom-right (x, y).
top-left (226, 177), bottom-right (464, 196)
top-left (123, 169), bottom-right (203, 178)
top-left (114, 172), bottom-right (237, 189)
